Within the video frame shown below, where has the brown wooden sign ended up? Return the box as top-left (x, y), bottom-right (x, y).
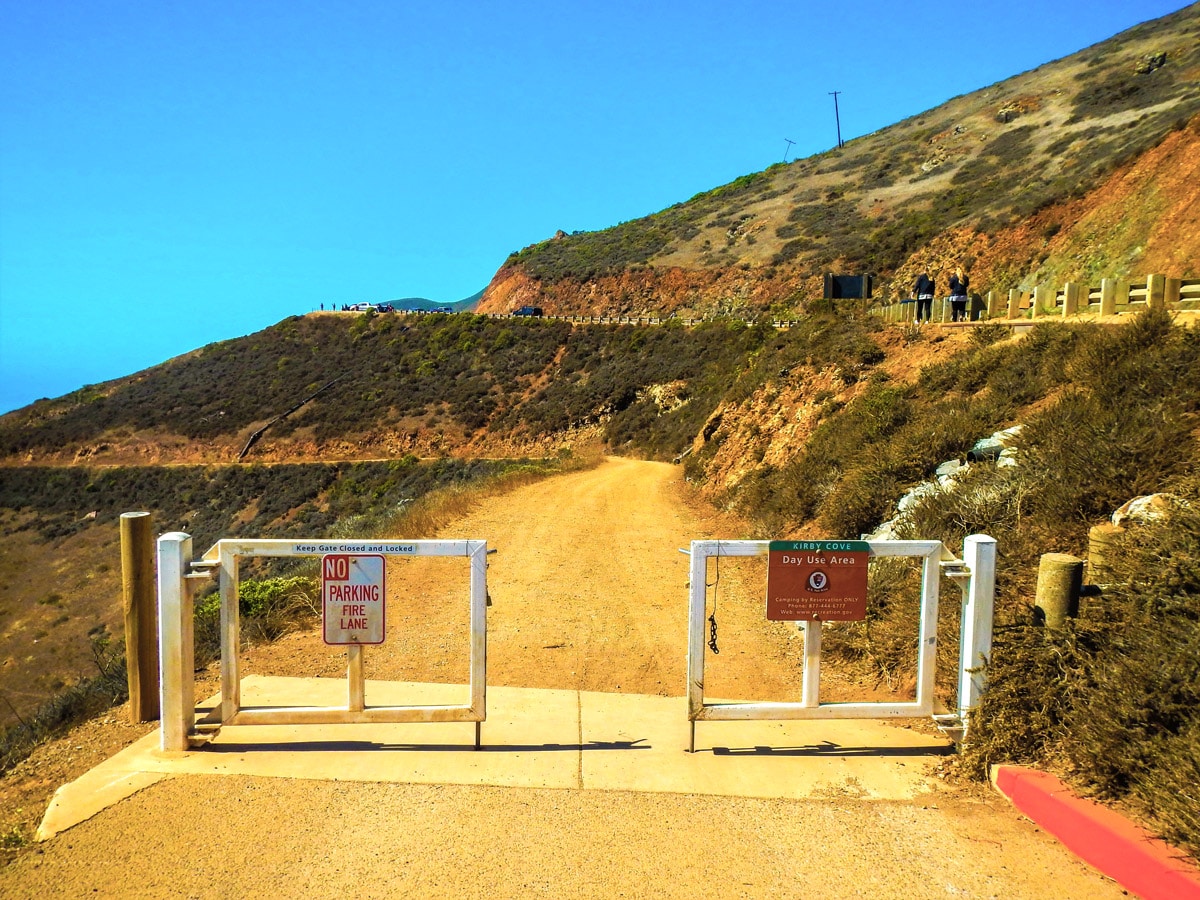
top-left (766, 540), bottom-right (870, 621)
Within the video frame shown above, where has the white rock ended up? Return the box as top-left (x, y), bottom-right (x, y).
top-left (897, 481), bottom-right (940, 513)
top-left (996, 448), bottom-right (1020, 468)
top-left (1112, 493), bottom-right (1188, 527)
top-left (935, 459), bottom-right (964, 478)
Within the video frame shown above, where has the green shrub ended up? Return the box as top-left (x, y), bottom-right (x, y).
top-left (959, 499), bottom-right (1200, 858)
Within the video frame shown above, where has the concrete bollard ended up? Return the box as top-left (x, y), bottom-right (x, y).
top-left (1087, 523), bottom-right (1124, 585)
top-left (1035, 553), bottom-right (1084, 627)
top-left (1008, 289), bottom-right (1022, 319)
top-left (121, 511), bottom-right (159, 722)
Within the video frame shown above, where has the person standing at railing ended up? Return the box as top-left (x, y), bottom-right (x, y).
top-left (913, 271), bottom-right (935, 324)
top-left (949, 267), bottom-right (970, 322)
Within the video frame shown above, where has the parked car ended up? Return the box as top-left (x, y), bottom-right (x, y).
top-left (373, 303), bottom-right (394, 313)
top-left (512, 306), bottom-right (544, 317)
top-left (348, 302), bottom-right (374, 312)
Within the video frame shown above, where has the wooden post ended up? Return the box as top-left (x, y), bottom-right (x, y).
top-left (1147, 274), bottom-right (1166, 311)
top-left (1062, 282), bottom-right (1082, 318)
top-left (1007, 289), bottom-right (1021, 320)
top-left (986, 290), bottom-right (1002, 320)
top-left (1035, 553), bottom-right (1084, 627)
top-left (1166, 277), bottom-right (1182, 308)
top-left (1032, 285), bottom-right (1052, 319)
top-left (121, 511), bottom-right (159, 722)
top-left (1100, 278), bottom-right (1118, 317)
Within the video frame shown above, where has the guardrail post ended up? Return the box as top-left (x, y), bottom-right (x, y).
top-left (1007, 289), bottom-right (1021, 319)
top-left (1147, 274), bottom-right (1166, 311)
top-left (121, 512), bottom-right (158, 723)
top-left (1032, 284), bottom-right (1052, 318)
top-left (1062, 282), bottom-right (1082, 318)
top-left (1166, 276), bottom-right (1181, 307)
top-left (157, 532), bottom-right (195, 752)
top-left (1100, 278), bottom-right (1118, 316)
top-left (958, 534), bottom-right (996, 733)
top-left (985, 290), bottom-right (1000, 319)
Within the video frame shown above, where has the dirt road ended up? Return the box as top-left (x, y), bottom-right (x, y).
top-left (0, 458), bottom-right (1122, 898)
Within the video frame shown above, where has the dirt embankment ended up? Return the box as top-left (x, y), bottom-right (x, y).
top-left (476, 263), bottom-right (805, 319)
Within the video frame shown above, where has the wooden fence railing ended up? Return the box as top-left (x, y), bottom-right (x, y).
top-left (404, 309), bottom-right (810, 329)
top-left (871, 274), bottom-right (1200, 325)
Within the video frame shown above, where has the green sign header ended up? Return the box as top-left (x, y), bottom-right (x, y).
top-left (768, 540), bottom-right (870, 553)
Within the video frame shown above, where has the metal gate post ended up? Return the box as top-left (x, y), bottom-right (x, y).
top-left (958, 534), bottom-right (997, 733)
top-left (157, 532), bottom-right (195, 752)
top-left (219, 543), bottom-right (241, 724)
top-left (685, 540), bottom-right (709, 752)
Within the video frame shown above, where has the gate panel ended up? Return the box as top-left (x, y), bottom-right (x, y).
top-left (686, 536), bottom-right (995, 747)
top-left (157, 536), bottom-right (488, 750)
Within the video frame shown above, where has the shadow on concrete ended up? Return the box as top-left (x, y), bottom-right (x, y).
top-left (707, 742), bottom-right (952, 758)
top-left (201, 738), bottom-right (650, 754)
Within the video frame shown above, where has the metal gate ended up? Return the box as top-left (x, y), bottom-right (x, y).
top-left (157, 534), bottom-right (489, 751)
top-left (685, 535), bottom-right (995, 750)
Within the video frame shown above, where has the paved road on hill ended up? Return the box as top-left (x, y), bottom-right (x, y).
top-left (0, 459), bottom-right (1122, 898)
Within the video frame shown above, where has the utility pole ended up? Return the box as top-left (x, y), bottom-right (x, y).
top-left (782, 138), bottom-right (796, 162)
top-left (829, 91), bottom-right (844, 149)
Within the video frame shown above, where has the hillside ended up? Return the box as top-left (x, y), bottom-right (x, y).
top-left (0, 314), bottom-right (772, 467)
top-left (477, 3), bottom-right (1200, 318)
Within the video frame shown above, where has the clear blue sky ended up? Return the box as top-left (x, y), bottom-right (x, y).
top-left (0, 1), bottom-right (1188, 414)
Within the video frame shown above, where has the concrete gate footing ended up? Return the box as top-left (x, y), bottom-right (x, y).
top-left (38, 676), bottom-right (952, 840)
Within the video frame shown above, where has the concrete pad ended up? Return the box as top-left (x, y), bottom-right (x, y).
top-left (38, 676), bottom-right (951, 840)
top-left (35, 770), bottom-right (167, 841)
top-left (579, 691), bottom-right (949, 800)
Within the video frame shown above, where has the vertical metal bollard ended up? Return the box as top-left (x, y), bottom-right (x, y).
top-left (157, 532), bottom-right (195, 752)
top-left (121, 511), bottom-right (158, 722)
top-left (957, 535), bottom-right (997, 734)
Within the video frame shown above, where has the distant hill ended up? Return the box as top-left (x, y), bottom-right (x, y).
top-left (386, 288), bottom-right (484, 312)
top-left (477, 3), bottom-right (1200, 318)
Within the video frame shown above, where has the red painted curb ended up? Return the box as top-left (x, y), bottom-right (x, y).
top-left (992, 765), bottom-right (1200, 900)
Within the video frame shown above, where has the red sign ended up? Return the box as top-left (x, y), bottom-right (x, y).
top-left (322, 554), bottom-right (386, 645)
top-left (766, 541), bottom-right (869, 621)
